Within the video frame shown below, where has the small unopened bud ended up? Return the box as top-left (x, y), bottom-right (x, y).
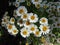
top-left (27, 2), bottom-right (31, 6)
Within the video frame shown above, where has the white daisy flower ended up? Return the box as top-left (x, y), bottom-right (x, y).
top-left (16, 6), bottom-right (27, 16)
top-left (7, 24), bottom-right (13, 30)
top-left (35, 3), bottom-right (40, 9)
top-left (28, 24), bottom-right (38, 33)
top-left (46, 8), bottom-right (52, 14)
top-left (6, 24), bottom-right (16, 33)
top-left (13, 0), bottom-right (25, 7)
top-left (39, 17), bottom-right (48, 25)
top-left (13, 2), bottom-right (20, 7)
top-left (50, 24), bottom-right (54, 30)
top-left (34, 29), bottom-right (42, 37)
top-left (20, 27), bottom-right (30, 38)
top-left (31, 0), bottom-right (42, 4)
top-left (11, 28), bottom-right (18, 36)
top-left (1, 18), bottom-right (8, 25)
top-left (2, 16), bottom-right (10, 24)
top-left (39, 25), bottom-right (50, 35)
top-left (51, 23), bottom-right (57, 28)
top-left (10, 17), bottom-right (15, 24)
top-left (1, 15), bottom-right (10, 27)
top-left (17, 19), bottom-right (24, 27)
top-left (28, 13), bottom-right (38, 23)
top-left (27, 2), bottom-right (31, 6)
top-left (21, 13), bottom-right (28, 21)
top-left (24, 20), bottom-right (31, 28)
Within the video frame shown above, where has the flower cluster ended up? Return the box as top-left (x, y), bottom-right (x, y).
top-left (1, 6), bottom-right (50, 45)
top-left (1, 14), bottom-right (18, 36)
top-left (17, 6), bottom-right (50, 38)
top-left (1, 0), bottom-right (60, 45)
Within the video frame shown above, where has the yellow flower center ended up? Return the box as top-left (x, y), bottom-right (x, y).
top-left (11, 18), bottom-right (15, 22)
top-left (23, 30), bottom-right (27, 35)
top-left (27, 2), bottom-right (31, 6)
top-left (42, 26), bottom-right (48, 31)
top-left (57, 23), bottom-right (60, 26)
top-left (23, 14), bottom-right (27, 19)
top-left (13, 30), bottom-right (17, 33)
top-left (35, 31), bottom-right (40, 35)
top-left (31, 27), bottom-right (35, 31)
top-left (8, 24), bottom-right (12, 29)
top-left (15, 4), bottom-right (18, 7)
top-left (19, 19), bottom-right (23, 24)
top-left (34, 0), bottom-right (38, 2)
top-left (30, 15), bottom-right (35, 20)
top-left (26, 21), bottom-right (30, 25)
top-left (4, 19), bottom-right (7, 22)
top-left (19, 9), bottom-right (24, 14)
top-left (36, 4), bottom-right (40, 8)
top-left (41, 19), bottom-right (46, 23)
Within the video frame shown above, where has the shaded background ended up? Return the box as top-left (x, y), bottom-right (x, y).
top-left (0, 0), bottom-right (26, 45)
top-left (0, 0), bottom-right (59, 45)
